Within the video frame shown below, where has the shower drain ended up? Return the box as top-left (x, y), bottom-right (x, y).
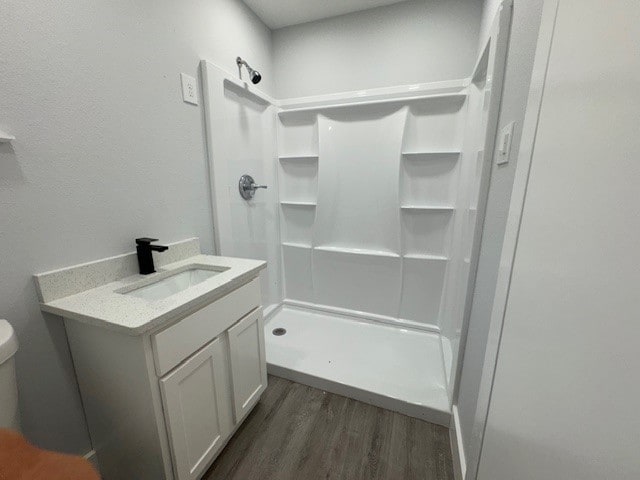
top-left (272, 328), bottom-right (287, 336)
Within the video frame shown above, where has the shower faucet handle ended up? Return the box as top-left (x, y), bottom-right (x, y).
top-left (239, 174), bottom-right (268, 200)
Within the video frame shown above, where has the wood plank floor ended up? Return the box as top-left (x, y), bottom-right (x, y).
top-left (205, 376), bottom-right (454, 480)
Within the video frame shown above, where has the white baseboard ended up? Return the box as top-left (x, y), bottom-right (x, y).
top-left (83, 449), bottom-right (100, 472)
top-left (450, 405), bottom-right (466, 480)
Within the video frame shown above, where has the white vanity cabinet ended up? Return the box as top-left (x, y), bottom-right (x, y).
top-left (64, 277), bottom-right (267, 480)
top-left (160, 337), bottom-right (230, 480)
top-left (228, 308), bottom-right (268, 421)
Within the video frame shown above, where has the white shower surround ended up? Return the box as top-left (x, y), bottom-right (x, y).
top-left (202, 24), bottom-right (506, 421)
top-left (277, 92), bottom-right (468, 333)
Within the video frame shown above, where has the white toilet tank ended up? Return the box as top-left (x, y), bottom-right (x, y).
top-left (0, 320), bottom-right (20, 431)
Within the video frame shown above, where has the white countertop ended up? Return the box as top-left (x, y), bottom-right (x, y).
top-left (38, 254), bottom-right (266, 335)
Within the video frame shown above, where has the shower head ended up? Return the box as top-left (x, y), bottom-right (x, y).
top-left (236, 56), bottom-right (262, 85)
top-left (249, 69), bottom-right (262, 85)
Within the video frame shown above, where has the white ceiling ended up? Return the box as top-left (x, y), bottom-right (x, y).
top-left (243, 0), bottom-right (410, 29)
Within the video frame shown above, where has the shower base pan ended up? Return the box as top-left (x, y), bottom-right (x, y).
top-left (264, 305), bottom-right (451, 426)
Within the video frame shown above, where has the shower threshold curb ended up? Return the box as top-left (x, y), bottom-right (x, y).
top-left (267, 362), bottom-right (451, 427)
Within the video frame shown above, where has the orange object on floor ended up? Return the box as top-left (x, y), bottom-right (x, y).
top-left (0, 429), bottom-right (100, 479)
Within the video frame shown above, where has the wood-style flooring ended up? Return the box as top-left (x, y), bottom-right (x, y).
top-left (205, 375), bottom-right (454, 480)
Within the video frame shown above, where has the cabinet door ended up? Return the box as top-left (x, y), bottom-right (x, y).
top-left (227, 308), bottom-right (267, 422)
top-left (160, 338), bottom-right (231, 480)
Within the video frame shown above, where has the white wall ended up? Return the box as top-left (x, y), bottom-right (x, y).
top-left (477, 0), bottom-right (640, 478)
top-left (454, 0), bottom-right (544, 472)
top-left (0, 0), bottom-right (272, 454)
top-left (272, 0), bottom-right (483, 99)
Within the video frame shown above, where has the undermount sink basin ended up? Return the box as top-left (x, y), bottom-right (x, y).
top-left (124, 267), bottom-right (228, 301)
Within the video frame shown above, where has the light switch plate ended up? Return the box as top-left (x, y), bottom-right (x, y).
top-left (180, 73), bottom-right (198, 105)
top-left (496, 121), bottom-right (515, 165)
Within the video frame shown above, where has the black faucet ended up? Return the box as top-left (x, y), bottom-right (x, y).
top-left (136, 238), bottom-right (169, 275)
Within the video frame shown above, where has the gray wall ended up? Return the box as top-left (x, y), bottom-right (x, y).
top-left (455, 0), bottom-right (544, 469)
top-left (0, 0), bottom-right (272, 454)
top-left (272, 0), bottom-right (483, 99)
top-left (478, 1), bottom-right (640, 476)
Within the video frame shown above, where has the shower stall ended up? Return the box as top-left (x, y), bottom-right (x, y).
top-left (202, 6), bottom-right (511, 425)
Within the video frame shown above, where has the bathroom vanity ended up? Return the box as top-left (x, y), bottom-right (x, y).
top-left (34, 239), bottom-right (267, 480)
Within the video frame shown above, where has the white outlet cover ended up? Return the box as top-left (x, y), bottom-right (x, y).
top-left (180, 73), bottom-right (198, 105)
top-left (496, 121), bottom-right (515, 165)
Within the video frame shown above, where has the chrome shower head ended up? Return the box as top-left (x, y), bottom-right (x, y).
top-left (236, 56), bottom-right (262, 85)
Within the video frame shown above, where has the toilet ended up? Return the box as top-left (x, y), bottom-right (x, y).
top-left (0, 319), bottom-right (20, 431)
top-left (0, 320), bottom-right (101, 479)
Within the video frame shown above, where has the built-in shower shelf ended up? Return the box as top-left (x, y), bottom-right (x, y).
top-left (278, 93), bottom-right (467, 116)
top-left (280, 201), bottom-right (317, 207)
top-left (279, 155), bottom-right (319, 161)
top-left (314, 245), bottom-right (400, 258)
top-left (282, 242), bottom-right (312, 249)
top-left (401, 151), bottom-right (460, 158)
top-left (403, 254), bottom-right (449, 261)
top-left (400, 205), bottom-right (454, 211)
top-left (0, 130), bottom-right (15, 143)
